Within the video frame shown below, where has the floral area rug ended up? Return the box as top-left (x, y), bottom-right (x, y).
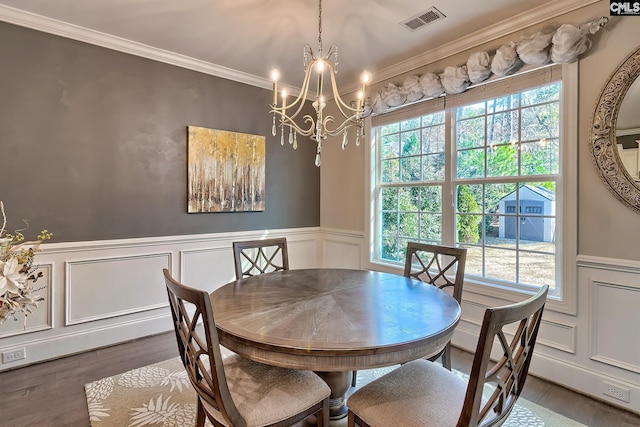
top-left (85, 357), bottom-right (585, 427)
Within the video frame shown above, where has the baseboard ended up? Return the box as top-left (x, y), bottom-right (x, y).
top-left (0, 313), bottom-right (173, 370)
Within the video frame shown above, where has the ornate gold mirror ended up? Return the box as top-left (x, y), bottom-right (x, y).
top-left (590, 46), bottom-right (640, 212)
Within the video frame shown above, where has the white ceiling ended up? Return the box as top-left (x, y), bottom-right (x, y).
top-left (0, 0), bottom-right (593, 91)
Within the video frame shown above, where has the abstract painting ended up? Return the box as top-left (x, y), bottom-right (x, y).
top-left (188, 126), bottom-right (265, 212)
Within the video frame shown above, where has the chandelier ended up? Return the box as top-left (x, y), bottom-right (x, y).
top-left (269, 0), bottom-right (370, 166)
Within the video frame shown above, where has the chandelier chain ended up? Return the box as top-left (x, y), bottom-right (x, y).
top-left (318, 0), bottom-right (323, 54)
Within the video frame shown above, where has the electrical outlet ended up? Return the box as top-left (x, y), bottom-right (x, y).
top-left (602, 381), bottom-right (631, 403)
top-left (2, 347), bottom-right (26, 364)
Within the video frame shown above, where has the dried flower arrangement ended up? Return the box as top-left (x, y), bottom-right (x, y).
top-left (0, 201), bottom-right (52, 326)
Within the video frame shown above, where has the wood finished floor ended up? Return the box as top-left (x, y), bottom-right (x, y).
top-left (0, 332), bottom-right (639, 427)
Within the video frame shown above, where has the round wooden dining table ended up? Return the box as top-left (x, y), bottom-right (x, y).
top-left (210, 268), bottom-right (461, 419)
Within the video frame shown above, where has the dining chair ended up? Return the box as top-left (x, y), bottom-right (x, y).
top-left (346, 285), bottom-right (549, 427)
top-left (351, 242), bottom-right (466, 387)
top-left (163, 269), bottom-right (330, 427)
top-left (404, 241), bottom-right (467, 370)
top-left (232, 237), bottom-right (289, 279)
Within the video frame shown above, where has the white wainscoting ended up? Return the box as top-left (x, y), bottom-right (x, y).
top-left (1, 230), bottom-right (639, 414)
top-left (0, 227), bottom-right (322, 371)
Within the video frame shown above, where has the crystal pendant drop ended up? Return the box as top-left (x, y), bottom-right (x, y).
top-left (288, 129), bottom-right (293, 144)
top-left (272, 116), bottom-right (277, 137)
top-left (316, 119), bottom-right (323, 144)
top-left (280, 131), bottom-right (284, 146)
top-left (356, 133), bottom-right (360, 147)
top-left (342, 130), bottom-right (348, 150)
top-left (293, 133), bottom-right (298, 150)
top-left (315, 143), bottom-right (322, 167)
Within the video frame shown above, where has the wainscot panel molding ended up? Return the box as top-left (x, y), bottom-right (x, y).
top-left (457, 299), bottom-right (576, 355)
top-left (591, 281), bottom-right (640, 374)
top-left (180, 246), bottom-right (236, 292)
top-left (289, 237), bottom-right (322, 270)
top-left (65, 253), bottom-right (172, 325)
top-left (0, 227), bottom-right (321, 372)
top-left (537, 319), bottom-right (576, 355)
top-left (319, 228), bottom-right (365, 270)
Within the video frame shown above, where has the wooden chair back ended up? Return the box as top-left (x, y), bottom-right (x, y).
top-left (232, 238), bottom-right (289, 279)
top-left (458, 285), bottom-right (549, 426)
top-left (163, 269), bottom-right (245, 426)
top-left (402, 242), bottom-right (467, 370)
top-left (404, 242), bottom-right (467, 303)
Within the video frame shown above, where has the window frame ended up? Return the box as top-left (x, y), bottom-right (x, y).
top-left (365, 63), bottom-right (577, 315)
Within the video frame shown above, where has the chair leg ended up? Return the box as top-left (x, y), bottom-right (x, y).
top-left (347, 410), bottom-right (356, 427)
top-left (195, 398), bottom-right (206, 427)
top-left (317, 397), bottom-right (330, 427)
top-left (442, 343), bottom-right (452, 371)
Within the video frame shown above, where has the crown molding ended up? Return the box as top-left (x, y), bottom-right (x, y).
top-left (342, 0), bottom-right (600, 94)
top-left (0, 0), bottom-right (598, 95)
top-left (0, 4), bottom-right (275, 91)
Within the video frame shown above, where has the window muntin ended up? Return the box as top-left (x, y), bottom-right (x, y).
top-left (374, 82), bottom-right (561, 294)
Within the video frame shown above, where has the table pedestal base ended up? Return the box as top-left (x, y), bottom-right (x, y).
top-left (315, 371), bottom-right (353, 420)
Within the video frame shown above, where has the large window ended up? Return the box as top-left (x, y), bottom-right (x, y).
top-left (372, 71), bottom-right (564, 296)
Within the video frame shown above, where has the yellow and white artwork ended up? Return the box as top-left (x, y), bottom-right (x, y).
top-left (188, 126), bottom-right (265, 212)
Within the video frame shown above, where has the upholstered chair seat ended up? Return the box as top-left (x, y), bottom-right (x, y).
top-left (347, 359), bottom-right (467, 426)
top-left (203, 354), bottom-right (331, 426)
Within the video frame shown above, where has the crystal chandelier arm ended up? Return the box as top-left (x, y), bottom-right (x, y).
top-left (270, 60), bottom-right (314, 121)
top-left (314, 62), bottom-right (363, 137)
top-left (278, 113), bottom-right (316, 136)
top-left (323, 116), bottom-right (361, 137)
top-left (326, 60), bottom-right (363, 117)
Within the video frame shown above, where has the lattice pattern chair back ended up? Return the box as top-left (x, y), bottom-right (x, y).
top-left (233, 238), bottom-right (289, 279)
top-left (460, 285), bottom-right (549, 426)
top-left (345, 285), bottom-right (549, 427)
top-left (402, 242), bottom-right (467, 371)
top-left (403, 242), bottom-right (467, 303)
top-left (163, 269), bottom-right (243, 426)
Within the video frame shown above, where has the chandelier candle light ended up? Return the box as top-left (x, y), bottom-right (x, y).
top-left (269, 0), bottom-right (370, 166)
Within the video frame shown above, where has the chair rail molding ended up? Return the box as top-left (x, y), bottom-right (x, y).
top-left (577, 254), bottom-right (640, 274)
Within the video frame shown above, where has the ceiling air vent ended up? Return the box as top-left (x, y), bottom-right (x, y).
top-left (401, 6), bottom-right (446, 31)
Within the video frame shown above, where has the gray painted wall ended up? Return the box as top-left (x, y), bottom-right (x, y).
top-left (0, 22), bottom-right (319, 242)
